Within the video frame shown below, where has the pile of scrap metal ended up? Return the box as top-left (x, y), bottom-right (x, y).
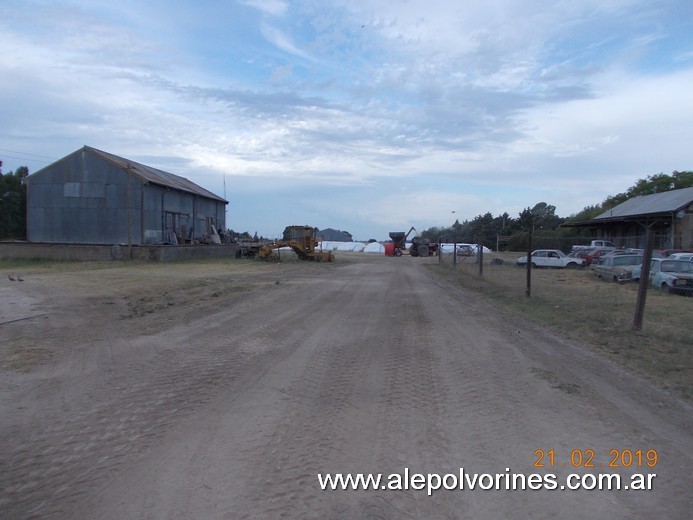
top-left (234, 239), bottom-right (269, 259)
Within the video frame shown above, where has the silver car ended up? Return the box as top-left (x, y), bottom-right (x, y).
top-left (594, 254), bottom-right (643, 283)
top-left (652, 260), bottom-right (693, 294)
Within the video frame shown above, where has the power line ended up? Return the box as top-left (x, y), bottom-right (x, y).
top-left (0, 148), bottom-right (57, 160)
top-left (0, 154), bottom-right (51, 166)
top-left (0, 148), bottom-right (58, 168)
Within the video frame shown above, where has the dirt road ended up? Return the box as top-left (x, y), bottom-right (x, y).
top-left (1, 253), bottom-right (691, 519)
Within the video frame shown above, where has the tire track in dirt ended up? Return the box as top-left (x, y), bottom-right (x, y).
top-left (417, 264), bottom-right (692, 519)
top-left (352, 265), bottom-right (457, 519)
top-left (3, 256), bottom-right (690, 519)
top-left (221, 263), bottom-right (395, 519)
top-left (0, 274), bottom-right (349, 519)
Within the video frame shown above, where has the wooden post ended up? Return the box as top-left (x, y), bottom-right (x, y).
top-left (478, 242), bottom-right (483, 276)
top-left (525, 227), bottom-right (533, 297)
top-left (633, 227), bottom-right (654, 331)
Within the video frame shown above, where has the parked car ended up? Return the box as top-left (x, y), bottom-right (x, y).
top-left (652, 260), bottom-right (693, 294)
top-left (657, 249), bottom-right (686, 257)
top-left (634, 258), bottom-right (693, 294)
top-left (516, 249), bottom-right (586, 269)
top-left (668, 252), bottom-right (693, 261)
top-left (585, 247), bottom-right (618, 266)
top-left (594, 254), bottom-right (642, 283)
top-left (571, 240), bottom-right (617, 253)
top-left (632, 257), bottom-right (669, 280)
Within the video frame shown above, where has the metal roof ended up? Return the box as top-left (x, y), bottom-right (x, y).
top-left (84, 146), bottom-right (228, 203)
top-left (594, 186), bottom-right (693, 221)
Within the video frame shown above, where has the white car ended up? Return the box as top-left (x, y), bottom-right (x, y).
top-left (668, 253), bottom-right (693, 262)
top-left (516, 249), bottom-right (586, 269)
top-left (633, 258), bottom-right (693, 294)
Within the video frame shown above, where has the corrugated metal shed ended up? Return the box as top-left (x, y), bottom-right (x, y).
top-left (84, 146), bottom-right (228, 203)
top-left (595, 187), bottom-right (693, 221)
top-left (27, 146), bottom-right (228, 245)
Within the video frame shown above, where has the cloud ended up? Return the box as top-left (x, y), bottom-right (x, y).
top-left (260, 23), bottom-right (314, 60)
top-left (1, 0), bottom-right (691, 240)
top-left (240, 0), bottom-right (289, 17)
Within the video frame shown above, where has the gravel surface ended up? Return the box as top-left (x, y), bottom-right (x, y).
top-left (1, 253), bottom-right (691, 519)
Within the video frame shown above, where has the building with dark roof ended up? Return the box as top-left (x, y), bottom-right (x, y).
top-left (26, 146), bottom-right (228, 245)
top-left (566, 187), bottom-right (693, 250)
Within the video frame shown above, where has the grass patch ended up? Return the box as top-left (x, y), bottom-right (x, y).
top-left (428, 253), bottom-right (692, 400)
top-left (0, 257), bottom-right (79, 268)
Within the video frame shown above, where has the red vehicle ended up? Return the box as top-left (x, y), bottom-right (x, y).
top-left (584, 247), bottom-right (616, 266)
top-left (387, 227), bottom-right (440, 257)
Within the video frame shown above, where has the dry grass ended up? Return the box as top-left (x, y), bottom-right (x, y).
top-left (429, 251), bottom-right (692, 400)
top-left (4, 255), bottom-right (690, 400)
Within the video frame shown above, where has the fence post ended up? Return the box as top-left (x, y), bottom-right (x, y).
top-left (525, 228), bottom-right (532, 297)
top-left (632, 227), bottom-right (654, 331)
top-left (478, 243), bottom-right (483, 276)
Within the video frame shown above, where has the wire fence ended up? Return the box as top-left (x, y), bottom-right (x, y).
top-left (476, 233), bottom-right (677, 254)
top-left (515, 234), bottom-right (673, 251)
top-left (437, 244), bottom-right (502, 269)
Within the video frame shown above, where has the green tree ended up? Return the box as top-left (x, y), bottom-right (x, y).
top-left (0, 166), bottom-right (29, 239)
top-left (565, 204), bottom-right (604, 223)
top-left (603, 171), bottom-right (693, 209)
top-left (419, 170), bottom-right (692, 251)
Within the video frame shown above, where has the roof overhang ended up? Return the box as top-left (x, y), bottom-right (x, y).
top-left (563, 211), bottom-right (678, 228)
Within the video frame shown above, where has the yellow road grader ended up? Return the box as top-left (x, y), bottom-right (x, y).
top-left (236, 226), bottom-right (334, 262)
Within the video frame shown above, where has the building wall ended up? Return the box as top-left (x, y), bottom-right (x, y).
top-left (154, 188), bottom-right (226, 245)
top-left (594, 211), bottom-right (692, 250)
top-left (27, 150), bottom-right (225, 245)
top-left (0, 242), bottom-right (236, 261)
top-left (676, 205), bottom-right (693, 249)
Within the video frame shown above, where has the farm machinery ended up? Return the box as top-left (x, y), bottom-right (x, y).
top-left (387, 227), bottom-right (440, 257)
top-left (235, 226), bottom-right (334, 262)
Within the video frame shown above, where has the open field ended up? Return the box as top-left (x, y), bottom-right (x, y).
top-left (433, 250), bottom-right (692, 400)
top-left (1, 252), bottom-right (691, 519)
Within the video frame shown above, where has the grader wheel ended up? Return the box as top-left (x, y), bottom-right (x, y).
top-left (258, 247), bottom-right (279, 262)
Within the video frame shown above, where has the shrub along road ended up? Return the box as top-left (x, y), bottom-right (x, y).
top-left (0, 253), bottom-right (690, 519)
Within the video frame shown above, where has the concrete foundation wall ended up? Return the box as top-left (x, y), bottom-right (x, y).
top-left (0, 242), bottom-right (237, 262)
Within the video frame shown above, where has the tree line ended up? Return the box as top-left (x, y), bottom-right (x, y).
top-left (0, 165), bottom-right (28, 240)
top-left (1, 166), bottom-right (690, 246)
top-left (419, 171), bottom-right (693, 251)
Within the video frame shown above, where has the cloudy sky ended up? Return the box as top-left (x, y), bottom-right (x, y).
top-left (1, 0), bottom-right (691, 240)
